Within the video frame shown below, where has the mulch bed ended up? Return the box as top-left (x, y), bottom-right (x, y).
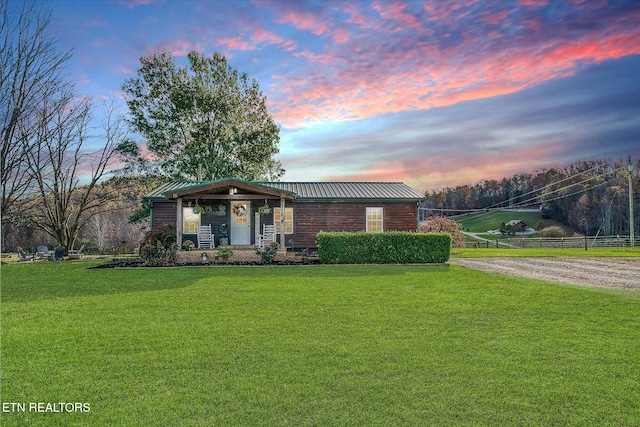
top-left (89, 258), bottom-right (320, 269)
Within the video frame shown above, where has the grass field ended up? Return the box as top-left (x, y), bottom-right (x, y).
top-left (1, 261), bottom-right (639, 426)
top-left (455, 211), bottom-right (575, 236)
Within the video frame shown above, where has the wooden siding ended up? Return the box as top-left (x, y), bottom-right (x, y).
top-left (284, 201), bottom-right (418, 248)
top-left (151, 201), bottom-right (177, 230)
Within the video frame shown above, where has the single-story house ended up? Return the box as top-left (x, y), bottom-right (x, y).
top-left (144, 178), bottom-right (424, 251)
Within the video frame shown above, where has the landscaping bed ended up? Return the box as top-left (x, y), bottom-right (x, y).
top-left (89, 257), bottom-right (319, 268)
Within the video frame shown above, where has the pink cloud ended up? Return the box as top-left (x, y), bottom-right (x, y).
top-left (253, 28), bottom-right (284, 45)
top-left (372, 1), bottom-right (423, 31)
top-left (215, 27), bottom-right (298, 53)
top-left (519, 0), bottom-right (549, 6)
top-left (276, 10), bottom-right (328, 35)
top-left (483, 10), bottom-right (509, 26)
top-left (217, 35), bottom-right (252, 51)
top-left (161, 39), bottom-right (192, 56)
top-left (274, 7), bottom-right (351, 44)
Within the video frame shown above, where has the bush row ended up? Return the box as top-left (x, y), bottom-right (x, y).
top-left (317, 231), bottom-right (451, 264)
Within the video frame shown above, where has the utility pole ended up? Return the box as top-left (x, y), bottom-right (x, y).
top-left (629, 156), bottom-right (635, 247)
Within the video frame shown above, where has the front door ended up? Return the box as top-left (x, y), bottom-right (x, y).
top-left (231, 201), bottom-right (251, 245)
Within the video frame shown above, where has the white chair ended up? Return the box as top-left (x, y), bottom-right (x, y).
top-left (256, 224), bottom-right (276, 248)
top-left (197, 225), bottom-right (215, 249)
top-left (68, 244), bottom-right (85, 259)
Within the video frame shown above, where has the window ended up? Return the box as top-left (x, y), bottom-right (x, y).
top-left (183, 208), bottom-right (200, 234)
top-left (273, 207), bottom-right (293, 234)
top-left (366, 207), bottom-right (383, 232)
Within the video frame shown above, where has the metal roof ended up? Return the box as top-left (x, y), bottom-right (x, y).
top-left (145, 180), bottom-right (211, 200)
top-left (259, 182), bottom-right (424, 200)
top-left (145, 179), bottom-right (424, 201)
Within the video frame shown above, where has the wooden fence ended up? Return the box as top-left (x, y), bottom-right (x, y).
top-left (466, 235), bottom-right (636, 249)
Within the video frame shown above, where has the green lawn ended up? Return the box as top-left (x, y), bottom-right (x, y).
top-left (1, 262), bottom-right (639, 426)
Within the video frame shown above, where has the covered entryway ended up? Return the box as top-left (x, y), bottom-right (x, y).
top-left (159, 179), bottom-right (293, 253)
top-left (230, 201), bottom-right (251, 245)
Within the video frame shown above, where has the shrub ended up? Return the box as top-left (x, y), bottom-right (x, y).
top-left (141, 224), bottom-right (176, 248)
top-left (420, 216), bottom-right (466, 248)
top-left (317, 231), bottom-right (451, 264)
top-left (140, 242), bottom-right (179, 266)
top-left (140, 224), bottom-right (178, 266)
top-left (255, 242), bottom-right (279, 264)
top-left (538, 226), bottom-right (567, 238)
top-left (215, 247), bottom-right (234, 260)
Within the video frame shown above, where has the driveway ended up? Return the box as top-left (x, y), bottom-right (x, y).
top-left (449, 257), bottom-right (640, 290)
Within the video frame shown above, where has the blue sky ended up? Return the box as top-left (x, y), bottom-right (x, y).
top-left (42, 0), bottom-right (640, 191)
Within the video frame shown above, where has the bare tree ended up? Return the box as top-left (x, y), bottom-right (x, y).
top-left (0, 0), bottom-right (71, 220)
top-left (86, 212), bottom-right (111, 253)
top-left (23, 99), bottom-right (127, 251)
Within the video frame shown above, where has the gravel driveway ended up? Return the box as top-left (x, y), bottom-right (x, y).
top-left (449, 257), bottom-right (640, 290)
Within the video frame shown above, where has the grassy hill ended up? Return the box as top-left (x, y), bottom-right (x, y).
top-left (455, 210), bottom-right (577, 236)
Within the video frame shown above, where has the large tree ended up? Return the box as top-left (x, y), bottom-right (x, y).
top-left (121, 50), bottom-right (284, 181)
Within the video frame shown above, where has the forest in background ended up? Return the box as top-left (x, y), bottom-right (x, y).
top-left (422, 158), bottom-right (639, 237)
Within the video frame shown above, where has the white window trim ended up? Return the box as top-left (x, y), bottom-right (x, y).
top-left (183, 208), bottom-right (201, 234)
top-left (366, 207), bottom-right (384, 233)
top-left (273, 207), bottom-right (294, 234)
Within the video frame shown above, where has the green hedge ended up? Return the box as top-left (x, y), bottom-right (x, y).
top-left (317, 231), bottom-right (451, 264)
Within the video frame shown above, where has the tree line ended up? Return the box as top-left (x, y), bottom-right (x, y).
top-left (422, 158), bottom-right (639, 236)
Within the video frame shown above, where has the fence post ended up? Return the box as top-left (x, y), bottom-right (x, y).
top-left (584, 236), bottom-right (587, 251)
top-left (496, 239), bottom-right (499, 249)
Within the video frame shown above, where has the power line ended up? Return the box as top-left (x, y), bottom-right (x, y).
top-left (423, 164), bottom-right (625, 222)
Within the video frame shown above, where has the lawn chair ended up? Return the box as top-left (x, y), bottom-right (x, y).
top-left (36, 245), bottom-right (50, 260)
top-left (52, 246), bottom-right (65, 261)
top-left (68, 245), bottom-right (85, 260)
top-left (17, 247), bottom-right (34, 262)
top-left (197, 225), bottom-right (214, 249)
top-left (256, 224), bottom-right (276, 248)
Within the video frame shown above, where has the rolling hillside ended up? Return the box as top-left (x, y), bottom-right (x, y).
top-left (455, 210), bottom-right (578, 236)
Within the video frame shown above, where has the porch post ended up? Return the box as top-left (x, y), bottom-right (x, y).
top-left (176, 197), bottom-right (183, 245)
top-left (280, 194), bottom-right (286, 253)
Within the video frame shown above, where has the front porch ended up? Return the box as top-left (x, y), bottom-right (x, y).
top-left (162, 179), bottom-right (294, 253)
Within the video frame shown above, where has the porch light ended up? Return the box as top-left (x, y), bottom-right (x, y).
top-left (229, 187), bottom-right (237, 195)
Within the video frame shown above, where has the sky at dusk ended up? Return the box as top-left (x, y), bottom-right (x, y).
top-left (38, 0), bottom-right (640, 191)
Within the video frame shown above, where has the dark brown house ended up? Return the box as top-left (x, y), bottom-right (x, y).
top-left (145, 178), bottom-right (424, 251)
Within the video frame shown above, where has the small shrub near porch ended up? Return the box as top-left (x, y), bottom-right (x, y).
top-left (317, 231), bottom-right (451, 264)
